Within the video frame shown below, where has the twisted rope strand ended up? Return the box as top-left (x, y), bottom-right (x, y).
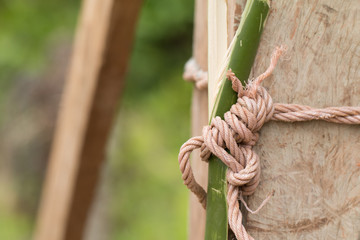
top-left (273, 104), bottom-right (360, 124)
top-left (179, 46), bottom-right (360, 240)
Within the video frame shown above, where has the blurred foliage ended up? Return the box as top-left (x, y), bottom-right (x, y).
top-left (126, 0), bottom-right (194, 95)
top-left (107, 0), bottom-right (194, 239)
top-left (0, 0), bottom-right (80, 122)
top-left (0, 1), bottom-right (80, 239)
top-left (0, 0), bottom-right (195, 239)
top-left (0, 204), bottom-right (31, 240)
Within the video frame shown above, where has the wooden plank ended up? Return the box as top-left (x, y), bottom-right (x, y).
top-left (33, 0), bottom-right (142, 239)
top-left (207, 0), bottom-right (228, 115)
top-left (245, 1), bottom-right (360, 239)
top-left (188, 0), bottom-right (208, 239)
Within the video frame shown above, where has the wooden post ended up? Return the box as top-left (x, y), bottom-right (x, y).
top-left (188, 0), bottom-right (208, 239)
top-left (34, 0), bottom-right (142, 239)
top-left (244, 1), bottom-right (360, 239)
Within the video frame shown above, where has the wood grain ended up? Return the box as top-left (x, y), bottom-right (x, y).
top-left (207, 0), bottom-right (228, 115)
top-left (245, 1), bottom-right (360, 239)
top-left (34, 0), bottom-right (142, 239)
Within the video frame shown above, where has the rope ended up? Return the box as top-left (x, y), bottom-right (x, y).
top-left (183, 58), bottom-right (208, 90)
top-left (179, 47), bottom-right (360, 240)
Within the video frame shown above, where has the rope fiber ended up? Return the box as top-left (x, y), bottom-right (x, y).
top-left (178, 46), bottom-right (360, 240)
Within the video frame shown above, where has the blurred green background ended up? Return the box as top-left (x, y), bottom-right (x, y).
top-left (0, 0), bottom-right (195, 239)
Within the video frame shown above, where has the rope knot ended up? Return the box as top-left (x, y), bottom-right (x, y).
top-left (179, 47), bottom-right (285, 240)
top-left (178, 45), bottom-right (360, 240)
top-left (201, 72), bottom-right (274, 198)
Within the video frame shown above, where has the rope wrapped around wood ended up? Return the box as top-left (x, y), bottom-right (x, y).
top-left (183, 58), bottom-right (208, 90)
top-left (178, 47), bottom-right (360, 240)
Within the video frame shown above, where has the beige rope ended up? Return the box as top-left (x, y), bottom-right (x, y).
top-left (179, 46), bottom-right (360, 240)
top-left (183, 58), bottom-right (208, 90)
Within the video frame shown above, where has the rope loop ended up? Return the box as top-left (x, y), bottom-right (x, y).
top-left (179, 46), bottom-right (360, 240)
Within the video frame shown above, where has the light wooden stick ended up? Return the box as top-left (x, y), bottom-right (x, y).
top-left (207, 0), bottom-right (228, 116)
top-left (34, 0), bottom-right (142, 239)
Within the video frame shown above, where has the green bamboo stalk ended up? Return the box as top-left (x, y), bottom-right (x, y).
top-left (205, 1), bottom-right (270, 239)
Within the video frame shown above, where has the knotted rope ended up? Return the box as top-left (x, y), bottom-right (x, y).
top-left (179, 46), bottom-right (360, 240)
top-left (183, 58), bottom-right (208, 90)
